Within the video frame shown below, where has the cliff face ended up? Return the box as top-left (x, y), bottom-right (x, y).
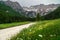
top-left (4, 0), bottom-right (24, 13)
top-left (30, 4), bottom-right (60, 16)
top-left (31, 4), bottom-right (60, 9)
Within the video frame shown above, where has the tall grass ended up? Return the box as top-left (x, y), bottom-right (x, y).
top-left (11, 19), bottom-right (60, 40)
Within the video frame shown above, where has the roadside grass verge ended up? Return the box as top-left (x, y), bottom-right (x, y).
top-left (11, 19), bottom-right (60, 40)
top-left (0, 22), bottom-right (29, 29)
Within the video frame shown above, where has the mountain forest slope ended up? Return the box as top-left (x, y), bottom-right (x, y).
top-left (42, 6), bottom-right (60, 20)
top-left (0, 2), bottom-right (26, 23)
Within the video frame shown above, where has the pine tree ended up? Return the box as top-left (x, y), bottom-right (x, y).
top-left (36, 13), bottom-right (40, 21)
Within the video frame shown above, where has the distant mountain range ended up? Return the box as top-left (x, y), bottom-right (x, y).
top-left (31, 4), bottom-right (60, 9)
top-left (0, 0), bottom-right (60, 18)
top-left (24, 4), bottom-right (60, 12)
top-left (32, 4), bottom-right (60, 16)
top-left (23, 4), bottom-right (60, 16)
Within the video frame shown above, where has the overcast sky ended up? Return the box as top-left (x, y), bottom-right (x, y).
top-left (5, 0), bottom-right (60, 7)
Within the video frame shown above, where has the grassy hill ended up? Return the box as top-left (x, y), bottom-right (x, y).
top-left (11, 19), bottom-right (60, 40)
top-left (0, 2), bottom-right (26, 23)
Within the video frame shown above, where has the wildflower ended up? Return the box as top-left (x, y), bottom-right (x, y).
top-left (38, 34), bottom-right (43, 38)
top-left (50, 35), bottom-right (53, 37)
top-left (50, 34), bottom-right (56, 37)
top-left (16, 38), bottom-right (20, 40)
top-left (23, 33), bottom-right (24, 35)
top-left (28, 37), bottom-right (31, 40)
top-left (20, 38), bottom-right (23, 40)
top-left (6, 10), bottom-right (9, 13)
top-left (30, 29), bottom-right (32, 31)
top-left (36, 39), bottom-right (38, 40)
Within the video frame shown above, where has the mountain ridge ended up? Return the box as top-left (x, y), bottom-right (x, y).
top-left (3, 0), bottom-right (24, 13)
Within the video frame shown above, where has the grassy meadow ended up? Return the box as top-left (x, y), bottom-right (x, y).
top-left (11, 19), bottom-right (60, 40)
top-left (0, 22), bottom-right (29, 29)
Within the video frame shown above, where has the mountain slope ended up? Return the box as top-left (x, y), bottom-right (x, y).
top-left (0, 2), bottom-right (25, 23)
top-left (4, 0), bottom-right (24, 13)
top-left (43, 6), bottom-right (60, 20)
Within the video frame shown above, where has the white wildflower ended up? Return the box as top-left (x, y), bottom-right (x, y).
top-left (38, 34), bottom-right (43, 38)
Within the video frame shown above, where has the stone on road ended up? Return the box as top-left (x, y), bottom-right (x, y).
top-left (0, 23), bottom-right (35, 40)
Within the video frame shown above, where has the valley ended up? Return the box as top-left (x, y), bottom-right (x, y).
top-left (0, 0), bottom-right (60, 40)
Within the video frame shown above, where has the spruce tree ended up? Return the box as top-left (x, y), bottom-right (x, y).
top-left (36, 13), bottom-right (40, 21)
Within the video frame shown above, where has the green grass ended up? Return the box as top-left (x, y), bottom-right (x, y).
top-left (11, 19), bottom-right (60, 40)
top-left (0, 22), bottom-right (29, 29)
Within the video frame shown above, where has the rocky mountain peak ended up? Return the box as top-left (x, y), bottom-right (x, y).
top-left (4, 0), bottom-right (24, 13)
